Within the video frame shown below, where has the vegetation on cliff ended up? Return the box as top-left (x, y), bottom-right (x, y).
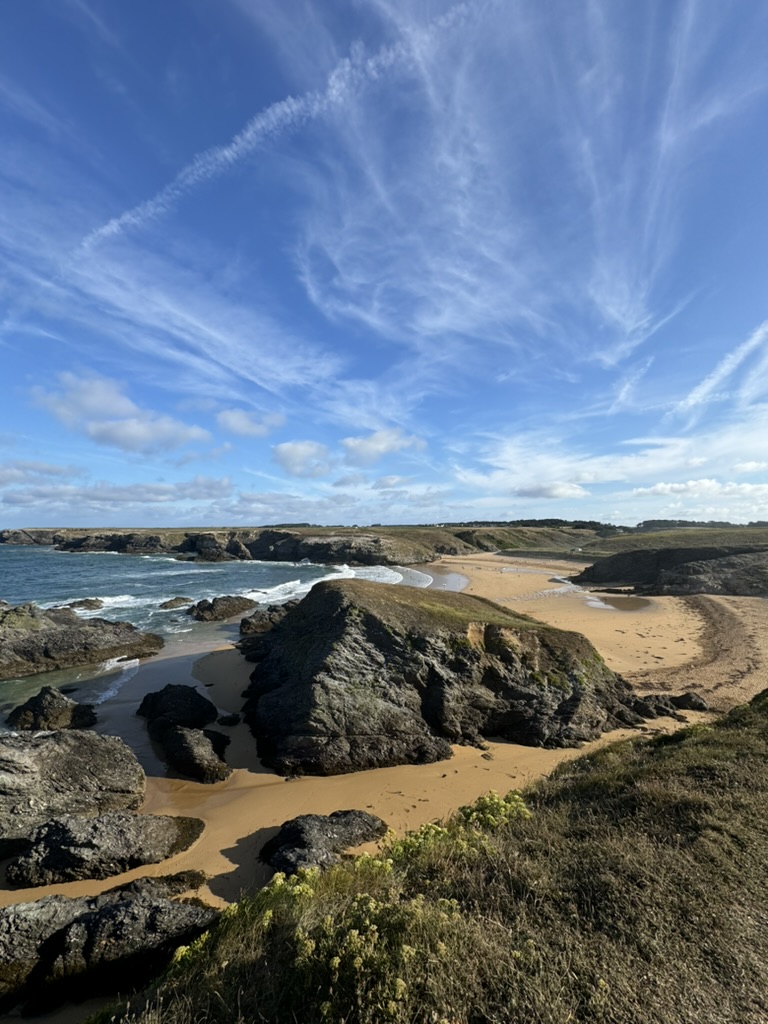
top-left (109, 691), bottom-right (768, 1024)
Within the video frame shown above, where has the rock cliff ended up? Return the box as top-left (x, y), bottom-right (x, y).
top-left (573, 546), bottom-right (768, 595)
top-left (243, 580), bottom-right (654, 776)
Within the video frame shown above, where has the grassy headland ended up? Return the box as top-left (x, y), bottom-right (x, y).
top-left (109, 692), bottom-right (768, 1024)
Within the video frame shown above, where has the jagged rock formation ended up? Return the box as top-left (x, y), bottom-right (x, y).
top-left (572, 546), bottom-right (761, 588)
top-left (0, 602), bottom-right (163, 681)
top-left (159, 596), bottom-right (193, 609)
top-left (6, 685), bottom-right (97, 730)
top-left (65, 598), bottom-right (104, 610)
top-left (188, 595), bottom-right (258, 621)
top-left (137, 683), bottom-right (218, 731)
top-left (240, 600), bottom-right (299, 635)
top-left (6, 813), bottom-right (205, 886)
top-left (0, 882), bottom-right (217, 1013)
top-left (260, 810), bottom-right (388, 874)
top-left (159, 726), bottom-right (232, 783)
top-left (652, 551), bottom-right (768, 596)
top-left (242, 580), bottom-right (683, 776)
top-left (0, 732), bottom-right (145, 858)
top-left (137, 685), bottom-right (231, 783)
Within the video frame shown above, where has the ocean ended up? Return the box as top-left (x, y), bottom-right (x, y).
top-left (0, 544), bottom-right (432, 720)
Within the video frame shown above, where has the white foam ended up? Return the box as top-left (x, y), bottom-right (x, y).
top-left (89, 657), bottom-right (140, 703)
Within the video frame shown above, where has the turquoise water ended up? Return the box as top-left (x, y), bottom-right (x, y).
top-left (0, 544), bottom-right (431, 718)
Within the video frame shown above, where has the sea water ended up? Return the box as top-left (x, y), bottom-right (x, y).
top-left (0, 544), bottom-right (432, 718)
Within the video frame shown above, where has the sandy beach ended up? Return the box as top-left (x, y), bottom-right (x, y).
top-left (2, 553), bottom-right (767, 917)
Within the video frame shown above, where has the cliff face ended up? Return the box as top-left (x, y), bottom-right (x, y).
top-left (573, 547), bottom-right (768, 595)
top-left (243, 580), bottom-right (645, 775)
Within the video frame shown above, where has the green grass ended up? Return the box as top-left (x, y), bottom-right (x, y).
top-left (105, 691), bottom-right (768, 1024)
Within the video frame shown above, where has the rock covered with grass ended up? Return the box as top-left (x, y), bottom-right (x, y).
top-left (0, 602), bottom-right (163, 681)
top-left (244, 580), bottom-right (660, 776)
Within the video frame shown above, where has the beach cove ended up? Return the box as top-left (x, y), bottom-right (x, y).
top-left (3, 550), bottom-right (765, 916)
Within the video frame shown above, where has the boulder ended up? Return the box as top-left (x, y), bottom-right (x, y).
top-left (0, 732), bottom-right (145, 858)
top-left (158, 596), bottom-right (193, 610)
top-left (0, 602), bottom-right (163, 681)
top-left (6, 685), bottom-right (97, 731)
top-left (188, 595), bottom-right (258, 621)
top-left (6, 813), bottom-right (205, 886)
top-left (0, 888), bottom-right (217, 1013)
top-left (66, 598), bottom-right (104, 611)
top-left (239, 600), bottom-right (299, 635)
top-left (159, 727), bottom-right (232, 783)
top-left (260, 810), bottom-right (388, 874)
top-left (670, 691), bottom-right (710, 712)
top-left (137, 683), bottom-right (218, 731)
top-left (244, 580), bottom-right (688, 776)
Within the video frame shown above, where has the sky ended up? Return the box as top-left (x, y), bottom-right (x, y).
top-left (2, 0), bottom-right (768, 528)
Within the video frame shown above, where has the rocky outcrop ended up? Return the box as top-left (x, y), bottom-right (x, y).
top-left (244, 529), bottom-right (430, 566)
top-left (159, 596), bottom-right (193, 610)
top-left (260, 810), bottom-right (388, 874)
top-left (0, 732), bottom-right (145, 858)
top-left (0, 885), bottom-right (217, 1013)
top-left (65, 598), bottom-right (104, 611)
top-left (0, 603), bottom-right (163, 681)
top-left (137, 685), bottom-right (231, 783)
top-left (573, 547), bottom-right (760, 587)
top-left (56, 532), bottom-right (168, 555)
top-left (0, 529), bottom-right (64, 546)
top-left (188, 595), bottom-right (258, 621)
top-left (240, 600), bottom-right (299, 635)
top-left (137, 683), bottom-right (218, 731)
top-left (6, 813), bottom-right (205, 886)
top-left (243, 580), bottom-right (676, 776)
top-left (653, 551), bottom-right (768, 596)
top-left (159, 727), bottom-right (232, 783)
top-left (6, 685), bottom-right (97, 731)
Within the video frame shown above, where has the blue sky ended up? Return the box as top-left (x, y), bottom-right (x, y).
top-left (2, 0), bottom-right (768, 528)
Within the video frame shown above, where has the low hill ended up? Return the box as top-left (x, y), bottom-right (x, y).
top-left (113, 691), bottom-right (768, 1024)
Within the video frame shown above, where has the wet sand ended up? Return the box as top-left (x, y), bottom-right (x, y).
top-left (2, 554), bottom-right (766, 917)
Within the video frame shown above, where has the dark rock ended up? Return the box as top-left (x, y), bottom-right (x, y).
top-left (0, 732), bottom-right (145, 858)
top-left (0, 889), bottom-right (217, 1012)
top-left (217, 712), bottom-right (241, 727)
top-left (107, 870), bottom-right (207, 899)
top-left (158, 596), bottom-right (193, 610)
top-left (0, 602), bottom-right (163, 681)
top-left (669, 691), bottom-right (710, 712)
top-left (137, 683), bottom-right (218, 731)
top-left (239, 601), bottom-right (299, 635)
top-left (226, 537), bottom-right (252, 560)
top-left (244, 580), bottom-right (654, 776)
top-left (627, 695), bottom-right (686, 722)
top-left (245, 529), bottom-right (431, 566)
top-left (654, 551), bottom-right (768, 597)
top-left (65, 598), bottom-right (104, 611)
top-left (572, 546), bottom-right (763, 589)
top-left (260, 810), bottom-right (388, 874)
top-left (160, 726), bottom-right (232, 783)
top-left (56, 532), bottom-right (168, 555)
top-left (6, 685), bottom-right (97, 731)
top-left (186, 532), bottom-right (235, 562)
top-left (6, 813), bottom-right (205, 886)
top-left (188, 595), bottom-right (258, 621)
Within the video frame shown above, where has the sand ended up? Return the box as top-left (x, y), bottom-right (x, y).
top-left (2, 554), bottom-right (767, 918)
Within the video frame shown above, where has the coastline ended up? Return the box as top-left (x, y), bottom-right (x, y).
top-left (5, 551), bottom-right (767, 920)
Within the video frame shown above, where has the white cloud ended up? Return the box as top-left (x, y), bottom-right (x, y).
top-left (0, 461), bottom-right (83, 487)
top-left (632, 479), bottom-right (768, 499)
top-left (513, 483), bottom-right (589, 500)
top-left (216, 408), bottom-right (285, 437)
top-left (373, 475), bottom-right (410, 489)
top-left (735, 461), bottom-right (768, 474)
top-left (273, 440), bottom-right (331, 478)
top-left (342, 428), bottom-right (423, 466)
top-left (332, 473), bottom-right (368, 488)
top-left (675, 320), bottom-right (768, 417)
top-left (0, 475), bottom-right (231, 509)
top-left (34, 374), bottom-right (210, 454)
